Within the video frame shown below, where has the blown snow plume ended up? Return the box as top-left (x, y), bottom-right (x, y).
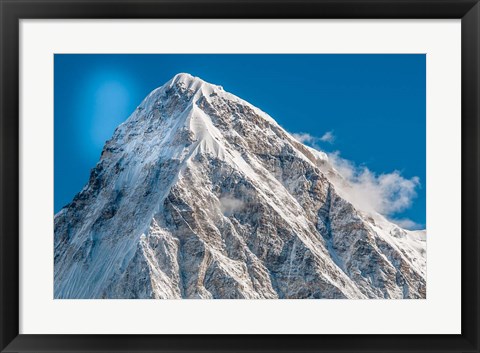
top-left (54, 73), bottom-right (426, 299)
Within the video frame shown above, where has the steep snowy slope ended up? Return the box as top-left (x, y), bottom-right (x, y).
top-left (54, 73), bottom-right (426, 299)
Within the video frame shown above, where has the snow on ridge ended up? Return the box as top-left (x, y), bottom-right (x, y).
top-left (110, 73), bottom-right (420, 235)
top-left (116, 73), bottom-right (420, 234)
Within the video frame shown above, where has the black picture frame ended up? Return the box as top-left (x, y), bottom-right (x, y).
top-left (1, 0), bottom-right (479, 352)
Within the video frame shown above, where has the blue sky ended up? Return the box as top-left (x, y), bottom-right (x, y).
top-left (54, 54), bottom-right (426, 228)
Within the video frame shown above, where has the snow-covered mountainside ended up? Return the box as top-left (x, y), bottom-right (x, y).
top-left (54, 73), bottom-right (426, 299)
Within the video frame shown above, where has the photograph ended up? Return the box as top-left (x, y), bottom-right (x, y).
top-left (53, 54), bottom-right (426, 299)
top-left (3, 1), bottom-right (477, 350)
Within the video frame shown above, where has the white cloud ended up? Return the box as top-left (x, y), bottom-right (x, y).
top-left (291, 132), bottom-right (316, 145)
top-left (328, 151), bottom-right (420, 220)
top-left (291, 130), bottom-right (335, 147)
top-left (390, 218), bottom-right (424, 230)
top-left (320, 131), bottom-right (335, 143)
top-left (287, 132), bottom-right (422, 229)
top-left (219, 196), bottom-right (245, 216)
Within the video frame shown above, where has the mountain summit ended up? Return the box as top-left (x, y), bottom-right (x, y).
top-left (54, 73), bottom-right (426, 299)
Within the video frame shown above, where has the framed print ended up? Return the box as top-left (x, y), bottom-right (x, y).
top-left (0, 0), bottom-right (479, 352)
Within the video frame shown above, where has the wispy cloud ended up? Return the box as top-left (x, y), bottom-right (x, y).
top-left (320, 131), bottom-right (335, 143)
top-left (219, 196), bottom-right (245, 216)
top-left (291, 132), bottom-right (317, 145)
top-left (291, 130), bottom-right (335, 147)
top-left (328, 151), bottom-right (421, 225)
top-left (290, 132), bottom-right (422, 230)
top-left (389, 218), bottom-right (424, 230)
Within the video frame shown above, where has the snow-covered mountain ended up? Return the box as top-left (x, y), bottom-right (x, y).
top-left (54, 73), bottom-right (426, 299)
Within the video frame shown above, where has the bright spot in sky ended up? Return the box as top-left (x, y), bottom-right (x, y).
top-left (75, 72), bottom-right (136, 158)
top-left (89, 80), bottom-right (131, 148)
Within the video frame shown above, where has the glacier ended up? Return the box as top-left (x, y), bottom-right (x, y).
top-left (54, 73), bottom-right (426, 299)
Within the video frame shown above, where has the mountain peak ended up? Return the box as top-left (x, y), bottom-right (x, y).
top-left (170, 72), bottom-right (202, 86)
top-left (166, 72), bottom-right (222, 98)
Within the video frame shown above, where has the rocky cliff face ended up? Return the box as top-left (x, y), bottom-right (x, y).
top-left (54, 73), bottom-right (426, 299)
